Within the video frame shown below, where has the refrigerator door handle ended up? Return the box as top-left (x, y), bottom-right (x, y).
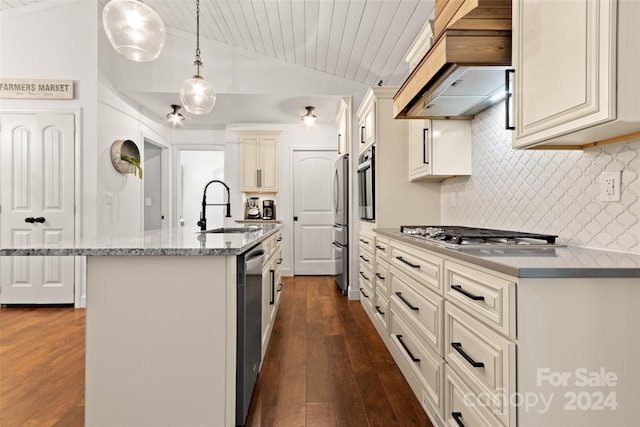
top-left (333, 169), bottom-right (339, 215)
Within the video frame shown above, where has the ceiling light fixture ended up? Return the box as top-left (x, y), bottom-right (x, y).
top-left (179, 0), bottom-right (216, 115)
top-left (301, 106), bottom-right (317, 125)
top-left (102, 0), bottom-right (166, 62)
top-left (166, 104), bottom-right (185, 126)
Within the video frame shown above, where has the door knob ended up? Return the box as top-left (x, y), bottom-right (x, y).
top-left (25, 217), bottom-right (35, 223)
top-left (34, 217), bottom-right (46, 223)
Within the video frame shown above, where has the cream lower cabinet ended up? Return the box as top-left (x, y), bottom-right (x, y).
top-left (261, 230), bottom-right (282, 361)
top-left (365, 233), bottom-right (640, 427)
top-left (512, 0), bottom-right (640, 148)
top-left (372, 235), bottom-right (390, 334)
top-left (240, 131), bottom-right (280, 193)
top-left (409, 119), bottom-right (472, 181)
top-left (358, 231), bottom-right (376, 316)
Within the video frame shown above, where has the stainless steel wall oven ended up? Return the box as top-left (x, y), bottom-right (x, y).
top-left (358, 146), bottom-right (375, 221)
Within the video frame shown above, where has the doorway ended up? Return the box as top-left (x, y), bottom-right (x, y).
top-left (0, 112), bottom-right (76, 304)
top-left (177, 148), bottom-right (225, 230)
top-left (143, 140), bottom-right (165, 231)
top-left (292, 149), bottom-right (337, 275)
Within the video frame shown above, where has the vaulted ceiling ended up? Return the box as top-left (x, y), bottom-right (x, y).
top-left (2, 0), bottom-right (436, 128)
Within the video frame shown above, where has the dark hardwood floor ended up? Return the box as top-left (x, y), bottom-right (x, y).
top-left (0, 306), bottom-right (85, 427)
top-left (247, 276), bottom-right (432, 427)
top-left (0, 276), bottom-right (432, 427)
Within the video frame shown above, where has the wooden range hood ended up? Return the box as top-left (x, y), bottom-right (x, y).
top-left (393, 0), bottom-right (512, 119)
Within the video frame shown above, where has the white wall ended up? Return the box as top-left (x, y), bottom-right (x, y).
top-left (227, 123), bottom-right (338, 276)
top-left (97, 84), bottom-right (171, 236)
top-left (441, 102), bottom-right (640, 254)
top-left (0, 0), bottom-right (99, 239)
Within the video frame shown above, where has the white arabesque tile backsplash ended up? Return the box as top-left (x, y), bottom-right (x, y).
top-left (440, 103), bottom-right (640, 254)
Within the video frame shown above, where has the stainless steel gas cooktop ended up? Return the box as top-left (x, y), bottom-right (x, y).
top-left (399, 225), bottom-right (562, 250)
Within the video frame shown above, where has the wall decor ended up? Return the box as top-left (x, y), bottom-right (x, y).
top-left (111, 139), bottom-right (142, 179)
top-left (0, 78), bottom-right (73, 99)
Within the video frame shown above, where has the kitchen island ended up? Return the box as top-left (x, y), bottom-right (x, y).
top-left (363, 228), bottom-right (640, 427)
top-left (0, 224), bottom-right (281, 427)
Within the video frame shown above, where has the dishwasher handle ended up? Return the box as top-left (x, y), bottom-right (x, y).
top-left (245, 249), bottom-right (265, 272)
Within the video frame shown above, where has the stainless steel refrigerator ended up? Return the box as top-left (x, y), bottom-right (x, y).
top-left (332, 154), bottom-right (349, 295)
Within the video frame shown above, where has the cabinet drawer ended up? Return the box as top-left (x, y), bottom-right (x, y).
top-left (390, 241), bottom-right (442, 295)
top-left (444, 260), bottom-right (516, 338)
top-left (374, 236), bottom-right (390, 261)
top-left (389, 305), bottom-right (444, 415)
top-left (444, 302), bottom-right (515, 427)
top-left (390, 268), bottom-right (443, 355)
top-left (358, 260), bottom-right (374, 289)
top-left (373, 290), bottom-right (389, 333)
top-left (358, 246), bottom-right (374, 270)
top-left (444, 365), bottom-right (505, 427)
top-left (374, 257), bottom-right (390, 296)
top-left (358, 232), bottom-right (375, 253)
top-left (359, 276), bottom-right (374, 314)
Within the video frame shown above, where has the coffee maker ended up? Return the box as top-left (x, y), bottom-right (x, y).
top-left (262, 200), bottom-right (275, 220)
top-left (246, 197), bottom-right (261, 219)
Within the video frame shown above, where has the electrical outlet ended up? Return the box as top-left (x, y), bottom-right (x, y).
top-left (421, 390), bottom-right (429, 409)
top-left (601, 171), bottom-right (621, 202)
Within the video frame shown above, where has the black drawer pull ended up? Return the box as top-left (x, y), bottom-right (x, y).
top-left (375, 305), bottom-right (385, 315)
top-left (359, 255), bottom-right (370, 262)
top-left (452, 412), bottom-right (465, 427)
top-left (359, 271), bottom-right (369, 281)
top-left (451, 342), bottom-right (484, 368)
top-left (395, 334), bottom-right (420, 362)
top-left (375, 245), bottom-right (386, 251)
top-left (396, 256), bottom-right (420, 268)
top-left (375, 272), bottom-right (385, 280)
top-left (359, 238), bottom-right (369, 244)
top-left (395, 292), bottom-right (419, 311)
top-left (451, 285), bottom-right (485, 301)
top-left (269, 269), bottom-right (275, 305)
top-left (359, 287), bottom-right (369, 298)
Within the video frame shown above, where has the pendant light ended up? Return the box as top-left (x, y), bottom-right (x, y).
top-left (102, 0), bottom-right (166, 62)
top-left (179, 0), bottom-right (216, 115)
top-left (301, 106), bottom-right (317, 125)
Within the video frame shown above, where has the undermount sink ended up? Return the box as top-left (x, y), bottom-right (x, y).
top-left (201, 227), bottom-right (262, 234)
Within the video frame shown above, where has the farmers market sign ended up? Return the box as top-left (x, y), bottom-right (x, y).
top-left (0, 79), bottom-right (74, 99)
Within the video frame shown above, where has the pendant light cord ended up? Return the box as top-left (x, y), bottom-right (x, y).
top-left (195, 0), bottom-right (201, 63)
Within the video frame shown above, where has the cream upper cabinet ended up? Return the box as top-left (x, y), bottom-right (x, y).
top-left (409, 119), bottom-right (471, 181)
top-left (357, 99), bottom-right (375, 155)
top-left (512, 0), bottom-right (640, 149)
top-left (336, 97), bottom-right (351, 156)
top-left (239, 131), bottom-right (280, 193)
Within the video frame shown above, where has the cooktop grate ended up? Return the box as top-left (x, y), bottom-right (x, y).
top-left (400, 225), bottom-right (558, 245)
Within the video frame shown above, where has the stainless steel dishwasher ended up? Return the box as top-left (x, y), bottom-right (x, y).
top-left (236, 244), bottom-right (264, 426)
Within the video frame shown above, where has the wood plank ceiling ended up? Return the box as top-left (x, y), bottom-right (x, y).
top-left (3, 0), bottom-right (436, 88)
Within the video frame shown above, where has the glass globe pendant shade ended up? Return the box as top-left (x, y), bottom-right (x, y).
top-left (179, 61), bottom-right (216, 115)
top-left (102, 0), bottom-right (166, 62)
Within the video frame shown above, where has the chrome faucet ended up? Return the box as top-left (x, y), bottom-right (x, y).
top-left (197, 180), bottom-right (232, 231)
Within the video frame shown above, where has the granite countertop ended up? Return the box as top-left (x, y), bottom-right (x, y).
top-left (0, 224), bottom-right (281, 257)
top-left (375, 228), bottom-right (640, 279)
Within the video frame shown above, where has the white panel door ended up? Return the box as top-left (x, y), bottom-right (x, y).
top-left (0, 113), bottom-right (75, 304)
top-left (293, 150), bottom-right (337, 275)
